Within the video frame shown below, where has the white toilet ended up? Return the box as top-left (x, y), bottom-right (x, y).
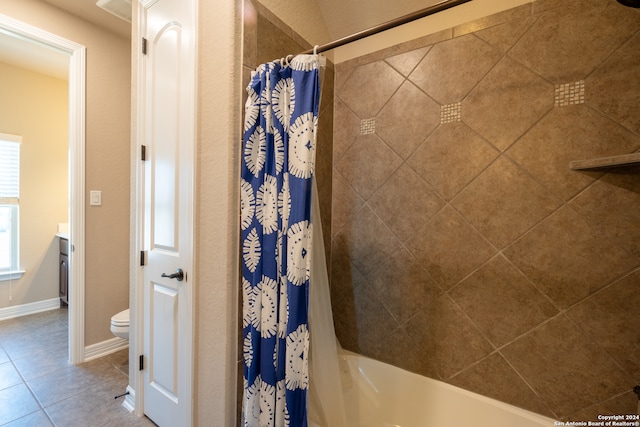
top-left (110, 308), bottom-right (130, 340)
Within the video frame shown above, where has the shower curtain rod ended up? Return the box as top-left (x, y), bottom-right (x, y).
top-left (300, 0), bottom-right (473, 55)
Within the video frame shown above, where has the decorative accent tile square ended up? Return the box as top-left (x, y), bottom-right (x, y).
top-left (554, 80), bottom-right (585, 107)
top-left (360, 118), bottom-right (376, 135)
top-left (441, 102), bottom-right (461, 124)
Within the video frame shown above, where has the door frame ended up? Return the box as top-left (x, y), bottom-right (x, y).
top-left (131, 0), bottom-right (146, 413)
top-left (130, 0), bottom-right (146, 413)
top-left (0, 13), bottom-right (86, 364)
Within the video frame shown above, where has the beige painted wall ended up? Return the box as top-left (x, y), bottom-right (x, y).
top-left (193, 0), bottom-right (242, 424)
top-left (256, 0), bottom-right (331, 47)
top-left (0, 62), bottom-right (67, 308)
top-left (332, 0), bottom-right (533, 62)
top-left (253, 0), bottom-right (534, 63)
top-left (256, 0), bottom-right (533, 60)
top-left (0, 0), bottom-right (131, 345)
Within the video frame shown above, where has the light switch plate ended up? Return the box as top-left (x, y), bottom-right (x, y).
top-left (90, 190), bottom-right (102, 206)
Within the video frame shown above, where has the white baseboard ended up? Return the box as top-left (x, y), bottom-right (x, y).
top-left (0, 298), bottom-right (61, 321)
top-left (122, 385), bottom-right (136, 413)
top-left (84, 336), bottom-right (129, 361)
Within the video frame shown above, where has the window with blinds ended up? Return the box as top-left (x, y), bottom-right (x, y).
top-left (0, 133), bottom-right (21, 275)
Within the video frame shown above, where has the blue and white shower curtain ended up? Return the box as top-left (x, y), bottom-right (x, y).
top-left (241, 54), bottom-right (321, 427)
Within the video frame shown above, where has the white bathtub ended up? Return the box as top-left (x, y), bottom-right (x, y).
top-left (338, 352), bottom-right (557, 427)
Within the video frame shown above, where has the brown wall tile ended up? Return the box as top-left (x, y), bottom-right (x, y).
top-left (408, 34), bottom-right (502, 105)
top-left (501, 316), bottom-right (633, 417)
top-left (506, 106), bottom-right (640, 201)
top-left (452, 156), bottom-right (561, 249)
top-left (330, 0), bottom-right (640, 420)
top-left (368, 247), bottom-right (442, 325)
top-left (376, 81), bottom-right (440, 159)
top-left (505, 206), bottom-right (639, 309)
top-left (368, 164), bottom-right (445, 243)
top-left (405, 206), bottom-right (496, 290)
top-left (384, 47), bottom-right (430, 77)
top-left (334, 134), bottom-right (403, 200)
top-left (407, 122), bottom-right (500, 201)
top-left (567, 270), bottom-right (640, 379)
top-left (338, 61), bottom-right (404, 118)
top-left (509, 0), bottom-right (640, 83)
top-left (473, 14), bottom-right (538, 54)
top-left (566, 390), bottom-right (640, 423)
top-left (334, 205), bottom-right (401, 275)
top-left (331, 282), bottom-right (398, 355)
top-left (588, 31), bottom-right (640, 135)
top-left (462, 56), bottom-right (554, 152)
top-left (405, 296), bottom-right (494, 380)
top-left (448, 353), bottom-right (554, 417)
top-left (449, 255), bottom-right (558, 347)
top-left (570, 169), bottom-right (640, 258)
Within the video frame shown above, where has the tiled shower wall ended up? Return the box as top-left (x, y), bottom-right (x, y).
top-left (331, 0), bottom-right (640, 421)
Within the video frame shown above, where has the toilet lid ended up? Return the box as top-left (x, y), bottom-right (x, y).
top-left (111, 308), bottom-right (130, 326)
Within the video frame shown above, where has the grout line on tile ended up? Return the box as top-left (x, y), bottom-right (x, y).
top-left (444, 292), bottom-right (499, 354)
top-left (500, 13), bottom-right (542, 57)
top-left (443, 348), bottom-right (501, 381)
top-left (564, 310), bottom-right (636, 382)
top-left (456, 36), bottom-right (507, 105)
top-left (497, 346), bottom-right (560, 420)
top-left (583, 26), bottom-right (640, 82)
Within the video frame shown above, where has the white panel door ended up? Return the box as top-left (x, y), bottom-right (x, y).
top-left (141, 0), bottom-right (195, 425)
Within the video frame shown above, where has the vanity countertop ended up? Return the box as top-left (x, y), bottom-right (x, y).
top-left (56, 223), bottom-right (69, 240)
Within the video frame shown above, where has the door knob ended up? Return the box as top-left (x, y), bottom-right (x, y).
top-left (161, 268), bottom-right (184, 282)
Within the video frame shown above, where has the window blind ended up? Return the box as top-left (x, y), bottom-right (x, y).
top-left (0, 134), bottom-right (21, 203)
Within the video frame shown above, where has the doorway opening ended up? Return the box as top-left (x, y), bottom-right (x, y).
top-left (0, 13), bottom-right (86, 364)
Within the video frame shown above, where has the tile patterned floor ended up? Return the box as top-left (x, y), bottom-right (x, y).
top-left (0, 308), bottom-right (155, 426)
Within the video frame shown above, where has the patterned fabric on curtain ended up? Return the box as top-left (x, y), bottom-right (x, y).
top-left (241, 54), bottom-right (321, 427)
